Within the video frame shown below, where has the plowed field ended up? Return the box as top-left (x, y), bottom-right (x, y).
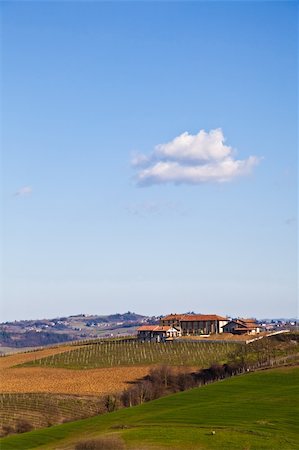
top-left (0, 366), bottom-right (150, 395)
top-left (0, 345), bottom-right (150, 395)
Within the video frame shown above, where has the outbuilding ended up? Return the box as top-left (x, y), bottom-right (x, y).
top-left (222, 319), bottom-right (260, 335)
top-left (137, 325), bottom-right (181, 342)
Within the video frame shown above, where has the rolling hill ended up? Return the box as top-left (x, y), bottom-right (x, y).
top-left (1, 365), bottom-right (298, 450)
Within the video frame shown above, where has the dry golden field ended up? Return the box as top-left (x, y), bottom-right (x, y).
top-left (0, 345), bottom-right (154, 436)
top-left (0, 346), bottom-right (152, 395)
top-left (0, 366), bottom-right (151, 395)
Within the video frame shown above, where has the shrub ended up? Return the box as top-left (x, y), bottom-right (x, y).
top-left (104, 394), bottom-right (120, 412)
top-left (15, 419), bottom-right (33, 433)
top-left (1, 424), bottom-right (14, 437)
top-left (176, 372), bottom-right (196, 391)
top-left (148, 365), bottom-right (176, 390)
top-left (74, 436), bottom-right (125, 449)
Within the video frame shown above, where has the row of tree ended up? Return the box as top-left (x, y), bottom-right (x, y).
top-left (105, 334), bottom-right (299, 410)
top-left (105, 361), bottom-right (247, 411)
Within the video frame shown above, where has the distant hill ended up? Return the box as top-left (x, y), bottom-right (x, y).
top-left (0, 330), bottom-right (73, 348)
top-left (0, 312), bottom-right (157, 350)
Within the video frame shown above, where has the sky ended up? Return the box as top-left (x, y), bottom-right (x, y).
top-left (1, 1), bottom-right (297, 321)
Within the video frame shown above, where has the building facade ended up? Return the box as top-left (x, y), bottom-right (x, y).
top-left (179, 315), bottom-right (228, 335)
top-left (160, 314), bottom-right (228, 336)
top-left (160, 314), bottom-right (185, 329)
top-left (222, 319), bottom-right (260, 335)
top-left (137, 325), bottom-right (181, 342)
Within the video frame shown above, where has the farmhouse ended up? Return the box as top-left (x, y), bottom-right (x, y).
top-left (137, 325), bottom-right (181, 342)
top-left (222, 319), bottom-right (260, 335)
top-left (179, 315), bottom-right (228, 335)
top-left (160, 314), bottom-right (228, 336)
top-left (143, 313), bottom-right (261, 339)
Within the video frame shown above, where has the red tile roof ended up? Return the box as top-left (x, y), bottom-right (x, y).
top-left (155, 326), bottom-right (177, 332)
top-left (180, 314), bottom-right (227, 322)
top-left (137, 325), bottom-right (179, 332)
top-left (161, 314), bottom-right (185, 321)
top-left (231, 320), bottom-right (247, 328)
top-left (222, 319), bottom-right (259, 330)
top-left (137, 325), bottom-right (158, 331)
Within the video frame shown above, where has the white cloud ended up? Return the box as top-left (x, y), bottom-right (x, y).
top-left (132, 128), bottom-right (260, 186)
top-left (14, 186), bottom-right (33, 196)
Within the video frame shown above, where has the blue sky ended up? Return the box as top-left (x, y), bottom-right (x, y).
top-left (1, 1), bottom-right (297, 321)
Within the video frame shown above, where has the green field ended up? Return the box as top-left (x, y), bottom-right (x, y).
top-left (20, 340), bottom-right (239, 369)
top-left (1, 366), bottom-right (298, 450)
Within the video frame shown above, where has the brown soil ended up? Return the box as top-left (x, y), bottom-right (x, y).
top-left (0, 344), bottom-right (196, 396)
top-left (0, 344), bottom-right (150, 395)
top-left (0, 366), bottom-right (151, 395)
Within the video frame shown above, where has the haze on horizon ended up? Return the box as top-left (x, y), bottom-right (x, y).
top-left (1, 1), bottom-right (297, 322)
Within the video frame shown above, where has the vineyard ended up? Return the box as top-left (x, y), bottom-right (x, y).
top-left (21, 340), bottom-right (240, 369)
top-left (0, 393), bottom-right (104, 437)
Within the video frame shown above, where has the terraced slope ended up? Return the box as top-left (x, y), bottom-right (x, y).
top-left (1, 366), bottom-right (298, 450)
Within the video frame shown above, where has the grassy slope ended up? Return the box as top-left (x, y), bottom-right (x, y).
top-left (1, 366), bottom-right (298, 450)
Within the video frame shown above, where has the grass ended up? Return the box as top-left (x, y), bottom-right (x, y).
top-left (1, 366), bottom-right (298, 449)
top-left (20, 340), bottom-right (239, 369)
